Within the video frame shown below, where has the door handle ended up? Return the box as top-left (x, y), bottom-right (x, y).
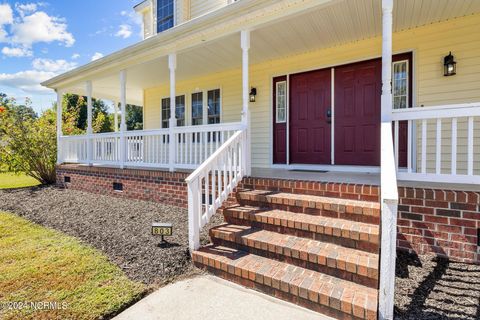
top-left (326, 109), bottom-right (332, 124)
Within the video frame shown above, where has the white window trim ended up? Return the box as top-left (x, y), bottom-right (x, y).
top-left (275, 80), bottom-right (287, 123)
top-left (392, 59), bottom-right (409, 109)
top-left (159, 87), bottom-right (222, 127)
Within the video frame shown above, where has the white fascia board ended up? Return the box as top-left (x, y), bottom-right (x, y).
top-left (134, 0), bottom-right (151, 13)
top-left (41, 0), bottom-right (338, 90)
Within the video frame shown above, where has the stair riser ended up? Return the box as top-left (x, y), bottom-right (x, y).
top-left (211, 237), bottom-right (378, 289)
top-left (237, 199), bottom-right (380, 224)
top-left (240, 178), bottom-right (380, 202)
top-left (223, 214), bottom-right (379, 254)
top-left (193, 260), bottom-right (376, 320)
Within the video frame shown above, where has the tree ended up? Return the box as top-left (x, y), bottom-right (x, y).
top-left (62, 93), bottom-right (113, 133)
top-left (126, 104), bottom-right (143, 130)
top-left (0, 100), bottom-right (57, 184)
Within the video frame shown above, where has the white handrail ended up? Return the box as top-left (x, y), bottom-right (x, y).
top-left (392, 102), bottom-right (480, 121)
top-left (186, 129), bottom-right (247, 252)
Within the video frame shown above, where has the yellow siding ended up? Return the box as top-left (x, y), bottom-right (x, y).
top-left (190, 0), bottom-right (228, 19)
top-left (144, 13), bottom-right (480, 170)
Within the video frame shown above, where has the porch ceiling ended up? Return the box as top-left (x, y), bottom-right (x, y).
top-left (58, 0), bottom-right (480, 105)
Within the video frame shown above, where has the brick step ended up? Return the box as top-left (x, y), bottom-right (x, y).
top-left (222, 205), bottom-right (379, 253)
top-left (240, 177), bottom-right (380, 202)
top-left (210, 224), bottom-right (379, 288)
top-left (237, 190), bottom-right (380, 224)
top-left (193, 246), bottom-right (378, 320)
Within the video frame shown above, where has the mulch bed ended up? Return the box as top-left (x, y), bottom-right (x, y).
top-left (0, 186), bottom-right (223, 288)
top-left (395, 250), bottom-right (480, 320)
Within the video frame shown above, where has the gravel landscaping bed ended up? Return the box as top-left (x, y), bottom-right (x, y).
top-left (0, 186), bottom-right (223, 288)
top-left (395, 250), bottom-right (480, 320)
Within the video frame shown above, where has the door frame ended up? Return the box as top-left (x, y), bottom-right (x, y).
top-left (270, 49), bottom-right (417, 172)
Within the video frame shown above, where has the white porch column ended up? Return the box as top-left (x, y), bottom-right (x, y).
top-left (381, 0), bottom-right (393, 122)
top-left (56, 90), bottom-right (63, 165)
top-left (379, 1), bottom-right (396, 320)
top-left (120, 70), bottom-right (127, 169)
top-left (86, 81), bottom-right (93, 165)
top-left (113, 101), bottom-right (119, 132)
top-left (168, 53), bottom-right (177, 172)
top-left (241, 30), bottom-right (251, 176)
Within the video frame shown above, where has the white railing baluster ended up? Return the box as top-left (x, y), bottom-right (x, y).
top-left (394, 120), bottom-right (399, 170)
top-left (468, 116), bottom-right (474, 176)
top-left (407, 120), bottom-right (412, 173)
top-left (436, 119), bottom-right (442, 175)
top-left (421, 119), bottom-right (427, 174)
top-left (451, 117), bottom-right (457, 175)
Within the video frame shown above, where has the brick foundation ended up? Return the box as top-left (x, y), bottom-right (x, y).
top-left (56, 164), bottom-right (189, 208)
top-left (55, 166), bottom-right (479, 263)
top-left (397, 187), bottom-right (480, 264)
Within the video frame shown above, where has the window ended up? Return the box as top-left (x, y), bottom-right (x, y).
top-left (191, 92), bottom-right (203, 126)
top-left (207, 89), bottom-right (221, 124)
top-left (161, 98), bottom-right (170, 128)
top-left (175, 95), bottom-right (185, 126)
top-left (161, 95), bottom-right (185, 128)
top-left (276, 81), bottom-right (287, 123)
top-left (393, 60), bottom-right (408, 109)
top-left (157, 0), bottom-right (174, 33)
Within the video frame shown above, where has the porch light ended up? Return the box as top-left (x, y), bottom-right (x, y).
top-left (443, 52), bottom-right (456, 76)
top-left (249, 87), bottom-right (257, 102)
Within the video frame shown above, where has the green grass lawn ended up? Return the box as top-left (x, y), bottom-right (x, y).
top-left (0, 172), bottom-right (40, 189)
top-left (0, 212), bottom-right (146, 320)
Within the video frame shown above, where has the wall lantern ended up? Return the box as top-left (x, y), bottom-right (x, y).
top-left (443, 52), bottom-right (456, 76)
top-left (249, 87), bottom-right (257, 102)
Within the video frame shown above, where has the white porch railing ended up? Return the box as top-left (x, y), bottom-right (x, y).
top-left (392, 102), bottom-right (480, 184)
top-left (186, 129), bottom-right (247, 252)
top-left (59, 122), bottom-right (243, 170)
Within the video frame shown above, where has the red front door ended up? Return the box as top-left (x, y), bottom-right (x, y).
top-left (334, 59), bottom-right (382, 166)
top-left (289, 69), bottom-right (331, 164)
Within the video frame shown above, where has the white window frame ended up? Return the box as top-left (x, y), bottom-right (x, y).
top-left (275, 80), bottom-right (287, 123)
top-left (392, 60), bottom-right (409, 109)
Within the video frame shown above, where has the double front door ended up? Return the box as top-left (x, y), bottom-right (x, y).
top-left (273, 54), bottom-right (411, 167)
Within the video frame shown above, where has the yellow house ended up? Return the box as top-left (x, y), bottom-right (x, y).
top-left (42, 1), bottom-right (480, 319)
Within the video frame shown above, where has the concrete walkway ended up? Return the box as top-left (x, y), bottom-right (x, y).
top-left (114, 275), bottom-right (332, 320)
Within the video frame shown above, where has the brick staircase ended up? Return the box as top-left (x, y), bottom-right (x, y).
top-left (192, 179), bottom-right (381, 320)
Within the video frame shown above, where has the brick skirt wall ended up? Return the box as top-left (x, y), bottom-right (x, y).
top-left (56, 164), bottom-right (189, 208)
top-left (397, 187), bottom-right (479, 264)
top-left (55, 166), bottom-right (479, 263)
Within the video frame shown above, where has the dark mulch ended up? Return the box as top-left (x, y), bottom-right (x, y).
top-left (395, 250), bottom-right (480, 320)
top-left (0, 186), bottom-right (223, 288)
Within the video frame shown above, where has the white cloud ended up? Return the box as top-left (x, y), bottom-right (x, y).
top-left (15, 3), bottom-right (37, 17)
top-left (0, 70), bottom-right (55, 94)
top-left (0, 4), bottom-right (13, 42)
top-left (115, 24), bottom-right (132, 39)
top-left (91, 52), bottom-right (103, 61)
top-left (1, 46), bottom-right (33, 57)
top-left (0, 4), bottom-right (13, 25)
top-left (10, 11), bottom-right (75, 47)
top-left (71, 53), bottom-right (80, 60)
top-left (32, 58), bottom-right (77, 73)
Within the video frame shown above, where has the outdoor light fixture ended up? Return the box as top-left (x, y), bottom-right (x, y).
top-left (249, 87), bottom-right (257, 102)
top-left (444, 52), bottom-right (456, 76)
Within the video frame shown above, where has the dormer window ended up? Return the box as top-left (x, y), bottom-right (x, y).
top-left (157, 0), bottom-right (174, 33)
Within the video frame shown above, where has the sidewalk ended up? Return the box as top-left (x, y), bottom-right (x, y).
top-left (114, 275), bottom-right (332, 320)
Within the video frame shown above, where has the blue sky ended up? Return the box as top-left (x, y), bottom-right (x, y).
top-left (0, 0), bottom-right (143, 113)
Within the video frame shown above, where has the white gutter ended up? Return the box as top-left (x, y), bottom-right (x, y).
top-left (41, 0), bottom-right (338, 89)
